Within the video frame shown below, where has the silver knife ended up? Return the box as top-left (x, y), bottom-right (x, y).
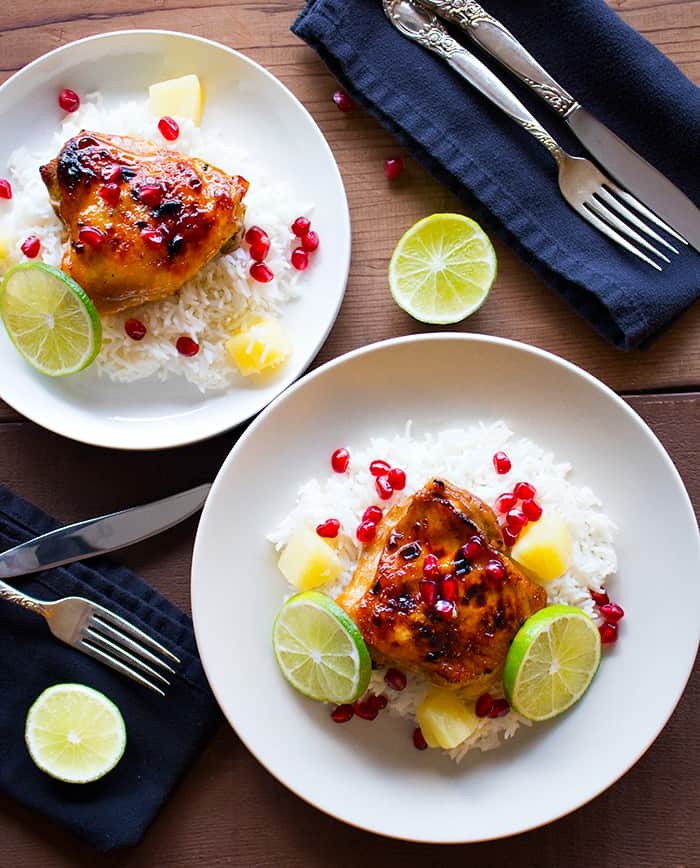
top-left (0, 483), bottom-right (211, 579)
top-left (419, 0), bottom-right (700, 252)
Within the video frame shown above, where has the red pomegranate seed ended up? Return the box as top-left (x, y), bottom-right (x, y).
top-left (375, 475), bottom-right (393, 500)
top-left (590, 589), bottom-right (610, 606)
top-left (384, 668), bottom-right (407, 691)
top-left (78, 225), bottom-right (105, 248)
top-left (356, 520), bottom-right (377, 544)
top-left (176, 336), bottom-right (199, 357)
top-left (599, 603), bottom-right (624, 623)
top-left (331, 704), bottom-right (354, 723)
top-left (422, 553), bottom-right (439, 578)
top-left (353, 698), bottom-right (379, 721)
top-left (102, 164), bottom-right (122, 182)
top-left (124, 318), bottom-right (147, 341)
top-left (291, 248), bottom-right (309, 271)
top-left (493, 451), bottom-right (511, 474)
top-left (333, 90), bottom-right (355, 112)
top-left (250, 238), bottom-right (271, 262)
top-left (138, 184), bottom-right (164, 208)
top-left (514, 481), bottom-right (536, 500)
top-left (99, 183), bottom-right (120, 206)
top-left (142, 229), bottom-right (165, 249)
top-left (291, 216), bottom-right (311, 237)
top-left (419, 579), bottom-right (438, 606)
top-left (441, 577), bottom-right (457, 602)
top-left (521, 499), bottom-right (543, 521)
top-left (599, 622), bottom-right (618, 645)
top-left (488, 699), bottom-right (510, 718)
top-left (250, 262), bottom-right (274, 283)
top-left (413, 727), bottom-right (428, 750)
top-left (58, 88), bottom-right (80, 113)
top-left (369, 459), bottom-right (391, 477)
top-left (506, 508), bottom-right (528, 532)
top-left (158, 116), bottom-right (179, 141)
top-left (0, 179), bottom-right (12, 200)
top-left (388, 467), bottom-right (406, 491)
top-left (475, 693), bottom-right (494, 717)
top-left (245, 225), bottom-right (268, 245)
top-left (362, 505), bottom-right (383, 524)
top-left (434, 599), bottom-right (455, 620)
top-left (384, 157), bottom-right (404, 180)
top-left (484, 559), bottom-right (506, 584)
top-left (316, 518), bottom-right (340, 539)
top-left (495, 493), bottom-right (517, 514)
top-left (331, 447), bottom-right (350, 473)
top-left (462, 535), bottom-right (485, 561)
top-left (373, 694), bottom-right (388, 711)
top-left (502, 525), bottom-right (519, 547)
top-left (20, 235), bottom-right (40, 258)
top-left (301, 230), bottom-right (319, 252)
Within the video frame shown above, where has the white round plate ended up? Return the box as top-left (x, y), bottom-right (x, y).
top-left (0, 30), bottom-right (350, 450)
top-left (192, 334), bottom-right (699, 843)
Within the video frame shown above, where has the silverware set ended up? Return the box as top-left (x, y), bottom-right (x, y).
top-left (384, 0), bottom-right (700, 267)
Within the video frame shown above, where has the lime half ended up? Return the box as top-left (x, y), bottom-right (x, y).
top-left (0, 262), bottom-right (101, 376)
top-left (273, 591), bottom-right (371, 703)
top-left (389, 213), bottom-right (497, 324)
top-left (25, 684), bottom-right (126, 783)
top-left (504, 605), bottom-right (601, 722)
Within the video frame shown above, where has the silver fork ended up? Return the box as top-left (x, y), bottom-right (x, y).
top-left (384, 0), bottom-right (686, 269)
top-left (0, 580), bottom-right (179, 695)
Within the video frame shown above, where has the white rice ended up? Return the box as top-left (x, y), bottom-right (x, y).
top-left (0, 93), bottom-right (307, 391)
top-left (268, 420), bottom-right (617, 761)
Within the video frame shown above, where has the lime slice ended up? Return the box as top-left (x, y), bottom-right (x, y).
top-left (273, 591), bottom-right (371, 703)
top-left (504, 605), bottom-right (601, 722)
top-left (389, 213), bottom-right (497, 324)
top-left (0, 262), bottom-right (101, 376)
top-left (25, 684), bottom-right (126, 783)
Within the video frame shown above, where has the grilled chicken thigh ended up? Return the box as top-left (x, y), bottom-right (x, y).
top-left (337, 479), bottom-right (547, 696)
top-left (40, 131), bottom-right (248, 314)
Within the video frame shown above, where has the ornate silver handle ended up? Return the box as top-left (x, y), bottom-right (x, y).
top-left (384, 0), bottom-right (565, 163)
top-left (420, 0), bottom-right (579, 117)
top-left (0, 579), bottom-right (47, 617)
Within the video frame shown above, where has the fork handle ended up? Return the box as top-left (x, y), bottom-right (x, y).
top-left (0, 579), bottom-right (46, 616)
top-left (422, 0), bottom-right (580, 117)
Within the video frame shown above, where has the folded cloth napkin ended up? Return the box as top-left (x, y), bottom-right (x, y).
top-left (293, 0), bottom-right (700, 348)
top-left (0, 486), bottom-right (220, 852)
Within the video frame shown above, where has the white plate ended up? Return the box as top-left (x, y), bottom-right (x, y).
top-left (192, 334), bottom-right (699, 843)
top-left (0, 31), bottom-right (350, 450)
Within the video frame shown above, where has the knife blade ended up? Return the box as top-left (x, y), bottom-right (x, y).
top-left (0, 483), bottom-right (211, 579)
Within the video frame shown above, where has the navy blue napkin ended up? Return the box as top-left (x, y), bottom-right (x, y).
top-left (293, 0), bottom-right (700, 348)
top-left (0, 486), bottom-right (220, 852)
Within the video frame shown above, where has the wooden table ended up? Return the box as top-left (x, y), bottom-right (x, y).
top-left (1, 2), bottom-right (698, 865)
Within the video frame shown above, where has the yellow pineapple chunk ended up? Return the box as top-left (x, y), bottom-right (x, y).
top-left (511, 512), bottom-right (572, 582)
top-left (278, 526), bottom-right (343, 591)
top-left (226, 318), bottom-right (292, 377)
top-left (416, 689), bottom-right (479, 750)
top-left (149, 74), bottom-right (203, 124)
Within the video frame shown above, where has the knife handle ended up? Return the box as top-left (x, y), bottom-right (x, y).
top-left (422, 0), bottom-right (580, 117)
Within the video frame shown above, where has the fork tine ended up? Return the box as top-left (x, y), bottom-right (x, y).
top-left (84, 626), bottom-right (171, 686)
top-left (92, 606), bottom-right (180, 664)
top-left (610, 184), bottom-right (689, 246)
top-left (89, 616), bottom-right (176, 675)
top-left (597, 188), bottom-right (680, 255)
top-left (77, 638), bottom-right (165, 696)
top-left (576, 202), bottom-right (662, 271)
top-left (585, 199), bottom-right (669, 264)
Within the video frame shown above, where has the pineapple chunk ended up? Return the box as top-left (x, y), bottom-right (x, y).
top-left (226, 318), bottom-right (292, 377)
top-left (511, 512), bottom-right (572, 582)
top-left (278, 526), bottom-right (343, 591)
top-left (149, 74), bottom-right (203, 124)
top-left (416, 689), bottom-right (479, 750)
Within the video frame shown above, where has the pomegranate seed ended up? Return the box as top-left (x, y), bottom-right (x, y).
top-left (142, 229), bottom-right (165, 249)
top-left (369, 459), bottom-right (391, 477)
top-left (599, 622), bottom-right (618, 645)
top-left (362, 505), bottom-right (383, 524)
top-left (412, 727), bottom-right (428, 750)
top-left (488, 699), bottom-right (510, 718)
top-left (514, 481), bottom-right (536, 500)
top-left (590, 589), bottom-right (610, 606)
top-left (244, 225), bottom-right (268, 245)
top-left (356, 520), bottom-right (377, 544)
top-left (506, 509), bottom-right (528, 532)
top-left (502, 525), bottom-right (519, 547)
top-left (384, 157), bottom-right (404, 180)
top-left (353, 698), bottom-right (379, 721)
top-left (176, 336), bottom-right (199, 357)
top-left (99, 183), bottom-right (120, 206)
top-left (331, 447), bottom-right (350, 473)
top-left (58, 88), bottom-right (80, 113)
top-left (600, 603), bottom-right (624, 623)
top-left (475, 693), bottom-right (494, 717)
top-left (521, 499), bottom-right (543, 521)
top-left (462, 535), bottom-right (485, 561)
top-left (484, 559), bottom-right (506, 584)
top-left (301, 230), bottom-right (319, 252)
top-left (0, 179), bottom-right (13, 199)
top-left (375, 475), bottom-right (393, 500)
top-left (493, 451), bottom-right (511, 474)
top-left (495, 493), bottom-right (517, 514)
top-left (388, 467), bottom-right (406, 491)
top-left (419, 579), bottom-right (438, 606)
top-left (316, 518), bottom-right (340, 538)
top-left (434, 599), bottom-right (455, 620)
top-left (441, 577), bottom-right (457, 602)
top-left (373, 694), bottom-right (388, 711)
top-left (291, 248), bottom-right (309, 271)
top-left (78, 226), bottom-right (105, 248)
top-left (158, 116), bottom-right (179, 141)
top-left (384, 668), bottom-right (407, 691)
top-left (102, 164), bottom-right (122, 182)
top-left (138, 184), bottom-right (164, 208)
top-left (332, 90), bottom-right (355, 112)
top-left (331, 704), bottom-right (354, 723)
top-left (124, 318), bottom-right (147, 341)
top-left (250, 262), bottom-right (274, 283)
top-left (422, 553), bottom-right (439, 578)
top-left (291, 216), bottom-right (311, 237)
top-left (250, 238), bottom-right (271, 262)
top-left (20, 235), bottom-right (40, 258)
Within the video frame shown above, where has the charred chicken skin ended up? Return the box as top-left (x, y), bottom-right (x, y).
top-left (337, 479), bottom-right (547, 696)
top-left (40, 131), bottom-right (248, 315)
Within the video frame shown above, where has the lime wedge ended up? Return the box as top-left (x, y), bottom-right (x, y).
top-left (273, 591), bottom-right (371, 703)
top-left (25, 684), bottom-right (126, 783)
top-left (0, 262), bottom-right (101, 376)
top-left (504, 605), bottom-right (601, 722)
top-left (389, 213), bottom-right (497, 324)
